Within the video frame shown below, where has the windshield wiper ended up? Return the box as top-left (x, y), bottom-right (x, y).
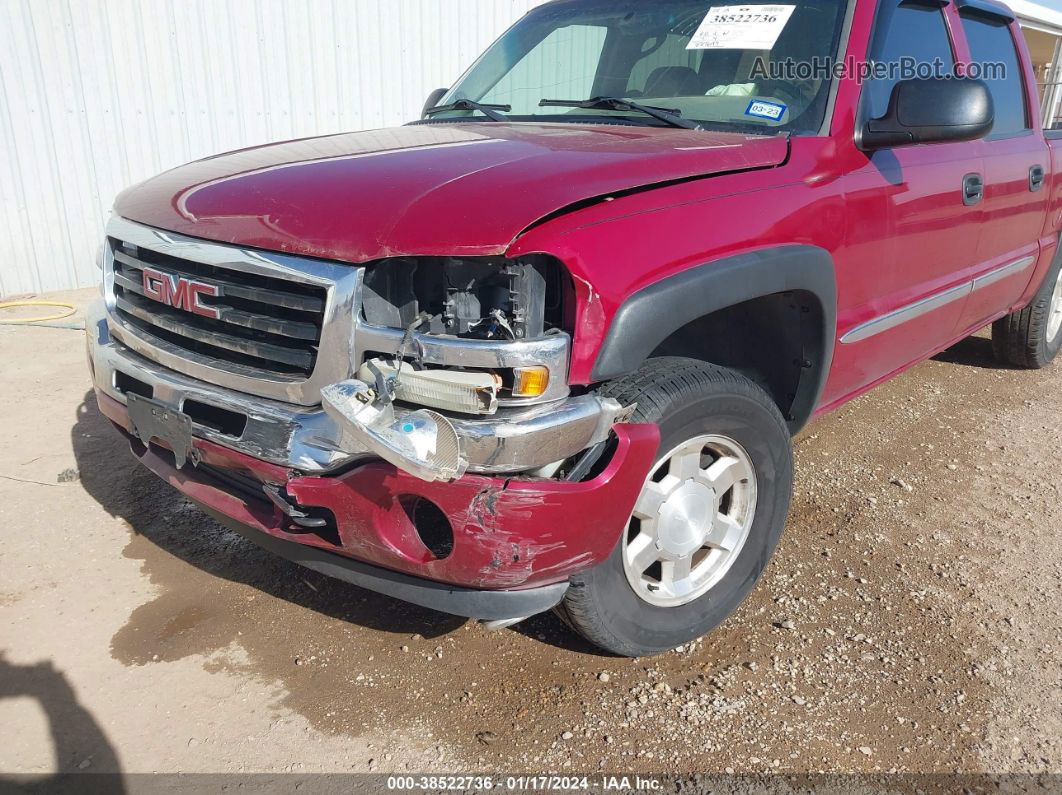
top-left (424, 99), bottom-right (511, 122)
top-left (539, 96), bottom-right (702, 130)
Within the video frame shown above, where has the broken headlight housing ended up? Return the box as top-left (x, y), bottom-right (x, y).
top-left (358, 256), bottom-right (574, 411)
top-left (361, 255), bottom-right (571, 341)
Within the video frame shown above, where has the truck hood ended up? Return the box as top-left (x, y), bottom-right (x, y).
top-left (115, 123), bottom-right (788, 263)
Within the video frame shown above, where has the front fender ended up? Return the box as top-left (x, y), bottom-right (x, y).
top-left (591, 246), bottom-right (837, 431)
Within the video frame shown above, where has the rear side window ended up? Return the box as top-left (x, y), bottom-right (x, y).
top-left (960, 13), bottom-right (1029, 137)
top-left (865, 0), bottom-right (955, 120)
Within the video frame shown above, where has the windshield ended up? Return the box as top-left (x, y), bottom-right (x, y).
top-left (431, 0), bottom-right (849, 134)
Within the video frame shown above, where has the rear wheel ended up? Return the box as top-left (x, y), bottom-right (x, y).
top-left (559, 358), bottom-right (793, 657)
top-left (992, 256), bottom-right (1062, 369)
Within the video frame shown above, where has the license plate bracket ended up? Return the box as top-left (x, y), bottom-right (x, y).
top-left (126, 393), bottom-right (198, 469)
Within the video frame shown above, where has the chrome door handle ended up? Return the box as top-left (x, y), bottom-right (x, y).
top-left (1030, 164), bottom-right (1045, 192)
top-left (963, 173), bottom-right (984, 206)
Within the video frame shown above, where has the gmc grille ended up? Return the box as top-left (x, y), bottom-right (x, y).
top-left (109, 239), bottom-right (327, 378)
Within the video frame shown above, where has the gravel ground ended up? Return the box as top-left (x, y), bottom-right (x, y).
top-left (0, 289), bottom-right (1060, 781)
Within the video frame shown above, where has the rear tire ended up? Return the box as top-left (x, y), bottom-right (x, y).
top-left (992, 255), bottom-right (1062, 369)
top-left (558, 358), bottom-right (793, 657)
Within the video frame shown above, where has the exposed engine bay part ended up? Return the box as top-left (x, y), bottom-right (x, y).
top-left (322, 380), bottom-right (466, 483)
top-left (360, 255), bottom-right (572, 341)
top-left (357, 357), bottom-right (502, 415)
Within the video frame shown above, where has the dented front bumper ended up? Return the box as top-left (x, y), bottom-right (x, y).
top-left (87, 298), bottom-right (662, 603)
top-left (95, 389), bottom-right (659, 596)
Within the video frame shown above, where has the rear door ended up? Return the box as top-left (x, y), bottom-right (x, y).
top-left (953, 2), bottom-right (1050, 329)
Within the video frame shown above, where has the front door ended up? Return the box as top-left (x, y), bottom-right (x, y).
top-left (829, 0), bottom-right (985, 399)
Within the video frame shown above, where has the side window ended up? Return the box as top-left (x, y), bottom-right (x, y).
top-left (865, 0), bottom-right (955, 120)
top-left (480, 25), bottom-right (608, 114)
top-left (960, 13), bottom-right (1029, 136)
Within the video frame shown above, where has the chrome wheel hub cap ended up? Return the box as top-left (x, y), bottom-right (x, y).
top-left (622, 434), bottom-right (757, 608)
top-left (1048, 269), bottom-right (1062, 344)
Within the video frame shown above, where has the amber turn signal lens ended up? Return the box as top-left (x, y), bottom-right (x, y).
top-left (512, 366), bottom-right (550, 398)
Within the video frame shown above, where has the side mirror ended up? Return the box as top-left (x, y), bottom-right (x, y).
top-left (422, 88), bottom-right (449, 118)
top-left (860, 77), bottom-right (994, 151)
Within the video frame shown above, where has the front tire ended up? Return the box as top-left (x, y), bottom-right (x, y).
top-left (559, 358), bottom-right (793, 657)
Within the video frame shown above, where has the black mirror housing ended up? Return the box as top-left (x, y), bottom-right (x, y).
top-left (861, 77), bottom-right (994, 150)
top-left (422, 88), bottom-right (449, 118)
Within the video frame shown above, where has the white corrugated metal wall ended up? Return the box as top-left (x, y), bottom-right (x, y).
top-left (0, 0), bottom-right (548, 297)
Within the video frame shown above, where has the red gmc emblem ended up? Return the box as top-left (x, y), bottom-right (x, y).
top-left (141, 267), bottom-right (221, 319)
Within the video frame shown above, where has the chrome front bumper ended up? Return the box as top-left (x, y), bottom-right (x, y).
top-left (87, 300), bottom-right (625, 477)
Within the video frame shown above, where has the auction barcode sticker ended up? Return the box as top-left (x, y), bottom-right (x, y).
top-left (687, 5), bottom-right (796, 50)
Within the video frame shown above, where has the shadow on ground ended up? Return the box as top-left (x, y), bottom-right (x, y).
top-left (0, 654), bottom-right (125, 792)
top-left (71, 391), bottom-right (596, 658)
top-left (71, 390), bottom-right (478, 641)
top-left (69, 389), bottom-right (608, 743)
top-left (932, 334), bottom-right (1012, 370)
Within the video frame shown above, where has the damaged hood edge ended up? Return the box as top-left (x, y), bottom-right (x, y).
top-left (113, 122), bottom-right (791, 264)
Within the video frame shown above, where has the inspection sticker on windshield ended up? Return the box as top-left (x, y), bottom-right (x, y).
top-left (688, 5), bottom-right (796, 50)
top-left (745, 99), bottom-right (786, 120)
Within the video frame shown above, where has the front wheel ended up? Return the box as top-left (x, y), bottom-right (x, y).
top-left (558, 358), bottom-right (794, 657)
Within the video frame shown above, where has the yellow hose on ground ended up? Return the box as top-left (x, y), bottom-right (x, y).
top-left (0, 300), bottom-right (78, 324)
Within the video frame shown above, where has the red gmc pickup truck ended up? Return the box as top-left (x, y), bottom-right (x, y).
top-left (88, 0), bottom-right (1062, 656)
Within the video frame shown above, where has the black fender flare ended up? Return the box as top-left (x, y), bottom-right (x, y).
top-left (590, 246), bottom-right (837, 433)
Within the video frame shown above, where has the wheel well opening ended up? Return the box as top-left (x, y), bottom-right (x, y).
top-left (649, 291), bottom-right (824, 428)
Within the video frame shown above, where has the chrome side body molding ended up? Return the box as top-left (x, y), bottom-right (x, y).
top-left (841, 255), bottom-right (1037, 344)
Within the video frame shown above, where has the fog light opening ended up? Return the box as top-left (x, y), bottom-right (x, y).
top-left (287, 507), bottom-right (341, 547)
top-left (401, 496), bottom-right (454, 560)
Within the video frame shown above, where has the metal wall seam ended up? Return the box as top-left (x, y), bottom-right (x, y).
top-left (0, 0), bottom-right (547, 296)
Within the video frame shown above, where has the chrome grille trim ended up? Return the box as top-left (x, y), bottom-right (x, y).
top-left (103, 217), bottom-right (361, 406)
top-left (110, 238), bottom-right (325, 373)
top-left (112, 255), bottom-right (320, 339)
top-left (114, 292), bottom-right (317, 369)
top-left (113, 249), bottom-right (326, 314)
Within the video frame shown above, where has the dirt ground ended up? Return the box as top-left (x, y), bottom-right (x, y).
top-left (1, 288), bottom-right (1060, 783)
